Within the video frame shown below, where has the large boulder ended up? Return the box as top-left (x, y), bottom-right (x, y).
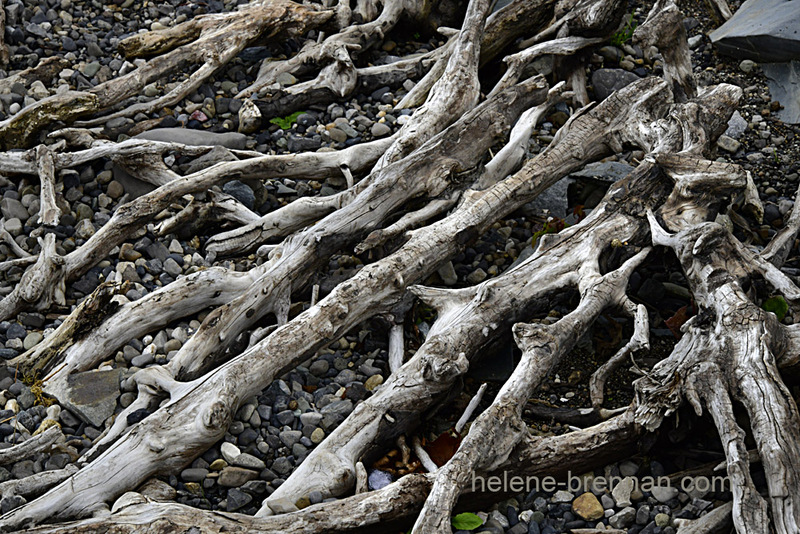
top-left (710, 0), bottom-right (800, 62)
top-left (763, 61), bottom-right (800, 124)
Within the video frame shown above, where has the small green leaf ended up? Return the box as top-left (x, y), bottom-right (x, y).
top-left (451, 512), bottom-right (484, 530)
top-left (269, 111), bottom-right (304, 130)
top-left (763, 296), bottom-right (789, 321)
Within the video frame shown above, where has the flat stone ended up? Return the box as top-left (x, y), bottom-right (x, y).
top-left (572, 492), bottom-right (605, 521)
top-left (710, 0), bottom-right (800, 62)
top-left (526, 175), bottom-right (570, 218)
top-left (1, 198), bottom-right (29, 221)
top-left (570, 161), bottom-right (634, 183)
top-left (763, 61), bottom-right (800, 124)
top-left (226, 488), bottom-right (253, 511)
top-left (4, 218), bottom-right (21, 236)
top-left (218, 466), bottom-right (259, 487)
top-left (223, 180), bottom-right (256, 210)
top-left (267, 497), bottom-right (299, 514)
top-left (49, 368), bottom-right (122, 427)
top-left (232, 452), bottom-right (266, 470)
top-left (182, 145), bottom-right (238, 175)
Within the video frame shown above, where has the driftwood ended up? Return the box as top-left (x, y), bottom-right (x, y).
top-left (0, 0), bottom-right (795, 533)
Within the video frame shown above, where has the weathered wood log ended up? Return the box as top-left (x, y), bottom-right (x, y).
top-left (0, 0), bottom-right (331, 149)
top-left (9, 413), bottom-right (640, 534)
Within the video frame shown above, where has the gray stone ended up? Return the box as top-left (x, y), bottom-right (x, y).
top-left (218, 466), bottom-right (259, 487)
top-left (279, 430), bottom-right (302, 448)
top-left (651, 485), bottom-right (679, 503)
top-left (370, 122), bottom-right (391, 137)
top-left (163, 258), bottom-right (182, 277)
top-left (763, 61), bottom-right (800, 124)
top-left (570, 161), bottom-right (634, 182)
top-left (3, 219), bottom-right (21, 236)
top-left (725, 111), bottom-right (748, 138)
top-left (1, 198), bottom-right (29, 221)
top-left (609, 506), bottom-right (637, 529)
top-left (221, 441), bottom-right (241, 463)
top-left (183, 145), bottom-right (238, 175)
top-left (526, 175), bottom-right (570, 218)
top-left (22, 332), bottom-right (43, 350)
top-left (222, 180), bottom-right (256, 210)
top-left (612, 477), bottom-right (635, 507)
top-left (591, 69), bottom-right (640, 101)
top-left (328, 128), bottom-right (348, 143)
top-left (739, 59), bottom-right (757, 73)
top-left (232, 452), bottom-right (266, 470)
top-left (368, 469), bottom-right (393, 490)
top-left (320, 399), bottom-right (353, 431)
top-left (226, 488), bottom-right (253, 511)
top-left (466, 268), bottom-right (487, 284)
top-left (308, 359), bottom-right (329, 377)
top-left (131, 352), bottom-right (154, 368)
top-left (710, 0), bottom-right (800, 62)
top-left (54, 368), bottom-right (122, 426)
top-left (717, 135), bottom-right (741, 153)
top-left (267, 497), bottom-right (299, 514)
top-left (181, 468), bottom-right (208, 482)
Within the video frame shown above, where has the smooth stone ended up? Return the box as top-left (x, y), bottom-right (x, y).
top-left (591, 69), bottom-right (640, 101)
top-left (651, 485), bottom-right (679, 503)
top-left (232, 453), bottom-right (266, 470)
top-left (370, 122), bottom-right (391, 137)
top-left (217, 466), bottom-right (259, 487)
top-left (763, 61), bottom-right (800, 124)
top-left (22, 332), bottom-right (43, 350)
top-left (710, 0), bottom-right (800, 62)
top-left (221, 441), bottom-right (241, 464)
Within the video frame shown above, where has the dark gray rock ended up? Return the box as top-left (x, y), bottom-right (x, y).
top-left (55, 368), bottom-right (123, 427)
top-left (287, 135), bottom-right (322, 152)
top-left (570, 161), bottom-right (635, 182)
top-left (226, 488), bottom-right (253, 511)
top-left (223, 180), bottom-right (256, 210)
top-left (591, 69), bottom-right (640, 101)
top-left (710, 0), bottom-right (800, 62)
top-left (138, 128), bottom-right (248, 149)
top-left (763, 61), bottom-right (800, 124)
top-left (181, 468), bottom-right (209, 483)
top-left (182, 145), bottom-right (238, 175)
